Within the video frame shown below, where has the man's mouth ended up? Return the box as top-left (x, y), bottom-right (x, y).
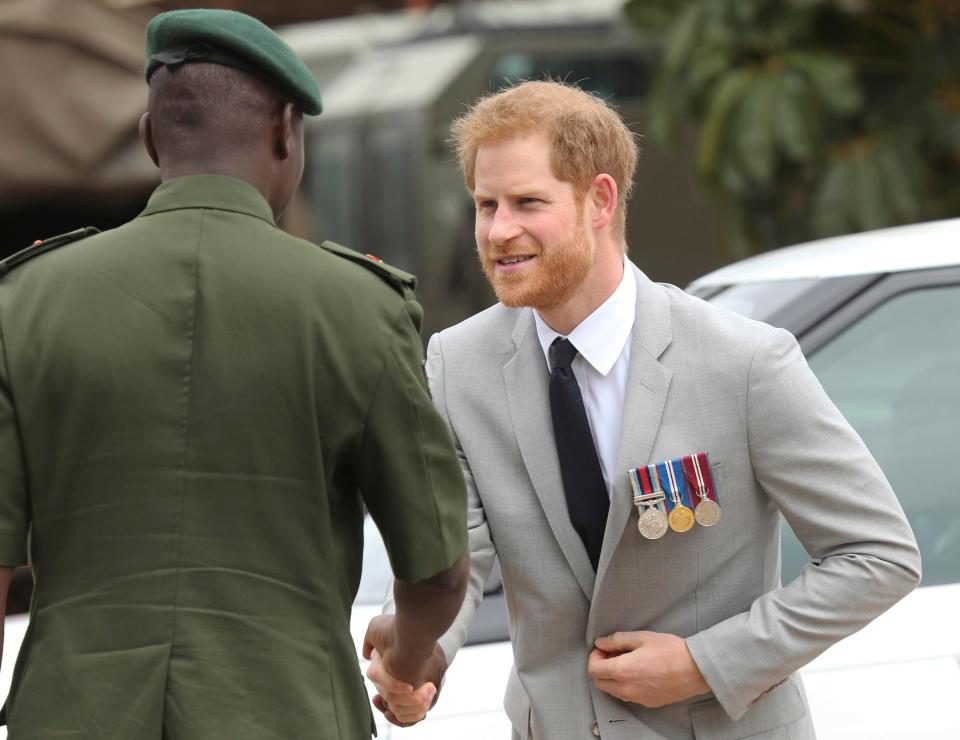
top-left (497, 255), bottom-right (534, 265)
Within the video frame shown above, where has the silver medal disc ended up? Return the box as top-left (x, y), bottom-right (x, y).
top-left (638, 508), bottom-right (668, 539)
top-left (694, 499), bottom-right (722, 527)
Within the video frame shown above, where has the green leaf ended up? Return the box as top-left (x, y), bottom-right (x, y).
top-left (853, 148), bottom-right (888, 231)
top-left (774, 70), bottom-right (818, 162)
top-left (662, 3), bottom-right (708, 79)
top-left (697, 68), bottom-right (756, 177)
top-left (648, 75), bottom-right (683, 144)
top-left (786, 51), bottom-right (863, 116)
top-left (718, 157), bottom-right (752, 196)
top-left (701, 10), bottom-right (737, 52)
top-left (874, 142), bottom-right (922, 220)
top-left (718, 199), bottom-right (760, 260)
top-left (813, 156), bottom-right (857, 237)
top-left (623, 0), bottom-right (685, 32)
top-left (733, 73), bottom-right (780, 186)
top-left (687, 49), bottom-right (734, 93)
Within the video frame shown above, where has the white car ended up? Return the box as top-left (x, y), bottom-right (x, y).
top-left (3, 219), bottom-right (959, 738)
top-left (687, 218), bottom-right (960, 739)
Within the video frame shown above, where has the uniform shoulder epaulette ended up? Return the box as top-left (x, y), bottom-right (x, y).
top-left (0, 227), bottom-right (100, 278)
top-left (318, 240), bottom-right (417, 296)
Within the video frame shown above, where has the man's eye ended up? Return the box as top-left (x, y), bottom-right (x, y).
top-left (518, 197), bottom-right (541, 206)
top-left (477, 201), bottom-right (496, 211)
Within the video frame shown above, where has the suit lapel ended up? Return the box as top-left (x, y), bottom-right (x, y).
top-left (503, 310), bottom-right (596, 599)
top-left (594, 265), bottom-right (674, 592)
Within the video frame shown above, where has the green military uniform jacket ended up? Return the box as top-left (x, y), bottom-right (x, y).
top-left (0, 175), bottom-right (467, 739)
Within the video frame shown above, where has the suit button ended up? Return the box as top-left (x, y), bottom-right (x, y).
top-left (591, 721), bottom-right (601, 737)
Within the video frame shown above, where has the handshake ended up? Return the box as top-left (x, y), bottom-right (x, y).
top-left (363, 614), bottom-right (448, 727)
top-left (361, 550), bottom-right (471, 728)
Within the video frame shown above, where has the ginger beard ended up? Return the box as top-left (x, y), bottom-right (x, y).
top-left (479, 204), bottom-right (595, 310)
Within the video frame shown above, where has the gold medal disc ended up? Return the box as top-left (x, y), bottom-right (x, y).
top-left (638, 508), bottom-right (668, 539)
top-left (668, 504), bottom-right (695, 533)
top-left (694, 499), bottom-right (721, 527)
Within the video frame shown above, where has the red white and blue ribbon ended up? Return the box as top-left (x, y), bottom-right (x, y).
top-left (655, 457), bottom-right (693, 513)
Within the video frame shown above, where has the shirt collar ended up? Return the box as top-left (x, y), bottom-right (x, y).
top-left (139, 174), bottom-right (277, 227)
top-left (534, 258), bottom-right (636, 376)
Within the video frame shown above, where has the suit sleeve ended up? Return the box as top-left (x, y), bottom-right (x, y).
top-left (358, 299), bottom-right (468, 583)
top-left (383, 331), bottom-right (497, 665)
top-left (685, 327), bottom-right (921, 720)
top-left (0, 321), bottom-right (29, 566)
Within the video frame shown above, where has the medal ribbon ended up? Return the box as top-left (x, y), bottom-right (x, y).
top-left (629, 465), bottom-right (665, 511)
top-left (669, 458), bottom-right (693, 509)
top-left (656, 459), bottom-right (692, 512)
top-left (645, 465), bottom-right (661, 493)
top-left (695, 452), bottom-right (719, 504)
top-left (681, 453), bottom-right (706, 506)
top-left (654, 460), bottom-right (673, 513)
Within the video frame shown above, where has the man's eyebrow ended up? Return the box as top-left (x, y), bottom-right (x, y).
top-left (474, 188), bottom-right (548, 201)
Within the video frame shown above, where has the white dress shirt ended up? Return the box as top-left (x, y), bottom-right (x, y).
top-left (534, 260), bottom-right (636, 498)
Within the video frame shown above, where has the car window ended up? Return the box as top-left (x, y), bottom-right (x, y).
top-left (780, 284), bottom-right (960, 586)
top-left (697, 279), bottom-right (820, 322)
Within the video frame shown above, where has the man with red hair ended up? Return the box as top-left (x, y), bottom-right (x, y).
top-left (370, 80), bottom-right (919, 740)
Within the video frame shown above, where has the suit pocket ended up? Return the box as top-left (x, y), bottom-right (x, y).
top-left (689, 677), bottom-right (807, 739)
top-left (711, 462), bottom-right (723, 485)
top-left (503, 668), bottom-right (531, 740)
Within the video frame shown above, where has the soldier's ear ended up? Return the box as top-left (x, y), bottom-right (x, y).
top-left (139, 113), bottom-right (160, 168)
top-left (274, 102), bottom-right (298, 161)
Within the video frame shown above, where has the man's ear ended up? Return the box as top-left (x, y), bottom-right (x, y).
top-left (588, 173), bottom-right (618, 231)
top-left (139, 112), bottom-right (160, 168)
top-left (275, 102), bottom-right (298, 161)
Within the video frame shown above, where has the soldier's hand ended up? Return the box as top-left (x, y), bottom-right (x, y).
top-left (362, 614), bottom-right (396, 662)
top-left (587, 631), bottom-right (709, 707)
top-left (364, 615), bottom-right (448, 727)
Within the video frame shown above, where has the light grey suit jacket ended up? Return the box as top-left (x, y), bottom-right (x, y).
top-left (424, 264), bottom-right (921, 739)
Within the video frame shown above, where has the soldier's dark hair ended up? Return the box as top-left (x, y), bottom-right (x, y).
top-left (147, 63), bottom-right (296, 160)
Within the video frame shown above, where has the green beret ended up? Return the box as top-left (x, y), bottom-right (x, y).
top-left (145, 9), bottom-right (322, 115)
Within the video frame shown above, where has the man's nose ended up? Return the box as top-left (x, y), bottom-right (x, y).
top-left (487, 206), bottom-right (522, 245)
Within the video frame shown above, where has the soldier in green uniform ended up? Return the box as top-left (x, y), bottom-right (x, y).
top-left (0, 9), bottom-right (468, 739)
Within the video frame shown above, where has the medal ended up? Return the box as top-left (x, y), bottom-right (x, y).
top-left (668, 505), bottom-right (695, 532)
top-left (658, 458), bottom-right (696, 534)
top-left (628, 468), bottom-right (668, 540)
top-left (638, 507), bottom-right (669, 539)
top-left (694, 499), bottom-right (721, 526)
top-left (684, 452), bottom-right (722, 527)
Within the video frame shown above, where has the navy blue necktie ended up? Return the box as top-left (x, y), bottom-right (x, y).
top-left (549, 337), bottom-right (609, 571)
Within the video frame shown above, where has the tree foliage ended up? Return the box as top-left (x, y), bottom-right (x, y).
top-left (626, 0), bottom-right (960, 258)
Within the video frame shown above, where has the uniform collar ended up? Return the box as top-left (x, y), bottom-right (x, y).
top-left (534, 256), bottom-right (636, 376)
top-left (138, 174), bottom-right (277, 227)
